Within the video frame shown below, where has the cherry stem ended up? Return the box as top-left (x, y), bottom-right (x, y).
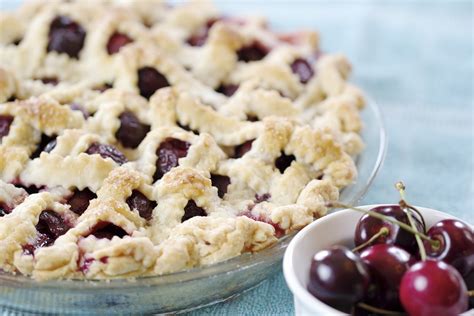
top-left (357, 302), bottom-right (405, 315)
top-left (352, 227), bottom-right (389, 252)
top-left (395, 182), bottom-right (427, 260)
top-left (327, 202), bottom-right (434, 243)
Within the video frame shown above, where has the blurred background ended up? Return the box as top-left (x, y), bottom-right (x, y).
top-left (1, 1), bottom-right (472, 315)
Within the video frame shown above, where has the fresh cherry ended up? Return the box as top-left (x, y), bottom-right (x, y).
top-left (126, 190), bottom-right (157, 220)
top-left (360, 244), bottom-right (414, 310)
top-left (115, 111), bottom-right (150, 149)
top-left (237, 42), bottom-right (268, 62)
top-left (153, 138), bottom-right (190, 181)
top-left (210, 174), bottom-right (230, 198)
top-left (233, 140), bottom-right (254, 158)
top-left (67, 188), bottom-right (96, 215)
top-left (354, 205), bottom-right (424, 254)
top-left (423, 219), bottom-right (474, 277)
top-left (400, 259), bottom-right (468, 316)
top-left (106, 32), bottom-right (133, 55)
top-left (181, 200), bottom-right (206, 222)
top-left (308, 245), bottom-right (370, 313)
top-left (47, 16), bottom-right (86, 59)
top-left (291, 58), bottom-right (314, 84)
top-left (0, 115), bottom-right (14, 140)
top-left (86, 142), bottom-right (128, 165)
top-left (137, 67), bottom-right (170, 99)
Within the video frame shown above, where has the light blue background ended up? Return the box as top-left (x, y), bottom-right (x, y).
top-left (1, 1), bottom-right (472, 315)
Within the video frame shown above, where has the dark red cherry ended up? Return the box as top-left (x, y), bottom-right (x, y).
top-left (275, 152), bottom-right (295, 173)
top-left (291, 58), bottom-right (314, 84)
top-left (106, 32), bottom-right (133, 55)
top-left (308, 246), bottom-right (370, 313)
top-left (210, 174), bottom-right (230, 198)
top-left (115, 111), bottom-right (150, 149)
top-left (360, 244), bottom-right (414, 310)
top-left (153, 138), bottom-right (190, 181)
top-left (24, 210), bottom-right (71, 254)
top-left (181, 200), bottom-right (206, 222)
top-left (31, 134), bottom-right (57, 158)
top-left (40, 77), bottom-right (59, 85)
top-left (126, 190), bottom-right (157, 220)
top-left (254, 193), bottom-right (271, 203)
top-left (424, 219), bottom-right (474, 277)
top-left (86, 142), bottom-right (127, 165)
top-left (90, 222), bottom-right (128, 239)
top-left (137, 67), bottom-right (170, 99)
top-left (47, 16), bottom-right (86, 59)
top-left (0, 115), bottom-right (14, 140)
top-left (354, 205), bottom-right (424, 254)
top-left (0, 202), bottom-right (11, 217)
top-left (237, 42), bottom-right (268, 62)
top-left (400, 259), bottom-right (468, 316)
top-left (67, 188), bottom-right (96, 215)
top-left (216, 84), bottom-right (239, 97)
top-left (233, 139), bottom-right (254, 158)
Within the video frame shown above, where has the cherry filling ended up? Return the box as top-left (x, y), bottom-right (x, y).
top-left (0, 202), bottom-right (11, 217)
top-left (181, 200), bottom-right (206, 222)
top-left (31, 134), bottom-right (57, 159)
top-left (13, 182), bottom-right (43, 195)
top-left (47, 15), bottom-right (86, 59)
top-left (153, 138), bottom-right (191, 181)
top-left (233, 139), bottom-right (254, 158)
top-left (115, 111), bottom-right (150, 149)
top-left (186, 18), bottom-right (218, 47)
top-left (106, 32), bottom-right (133, 55)
top-left (126, 190), bottom-right (157, 220)
top-left (137, 67), bottom-right (170, 99)
top-left (255, 193), bottom-right (271, 203)
top-left (23, 210), bottom-right (72, 255)
top-left (92, 83), bottom-right (113, 93)
top-left (40, 77), bottom-right (59, 86)
top-left (89, 221), bottom-right (128, 239)
top-left (216, 84), bottom-right (239, 97)
top-left (246, 114), bottom-right (259, 122)
top-left (67, 188), bottom-right (96, 215)
top-left (275, 152), bottom-right (296, 173)
top-left (237, 41), bottom-right (268, 62)
top-left (210, 174), bottom-right (230, 198)
top-left (291, 58), bottom-right (314, 84)
top-left (86, 142), bottom-right (128, 165)
top-left (69, 102), bottom-right (89, 119)
top-left (242, 210), bottom-right (284, 238)
top-left (0, 115), bottom-right (14, 140)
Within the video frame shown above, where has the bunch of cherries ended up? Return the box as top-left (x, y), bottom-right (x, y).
top-left (308, 182), bottom-right (474, 315)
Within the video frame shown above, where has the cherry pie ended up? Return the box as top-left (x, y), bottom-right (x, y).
top-left (0, 0), bottom-right (365, 280)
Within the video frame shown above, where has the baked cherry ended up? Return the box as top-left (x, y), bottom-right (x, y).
top-left (137, 67), bottom-right (170, 99)
top-left (210, 174), bottom-right (230, 198)
top-left (40, 77), bottom-right (59, 85)
top-left (115, 111), bottom-right (150, 148)
top-left (291, 58), bottom-right (314, 84)
top-left (186, 19), bottom-right (218, 47)
top-left (90, 222), bottom-right (128, 239)
top-left (182, 200), bottom-right (206, 222)
top-left (31, 134), bottom-right (57, 158)
top-left (275, 152), bottom-right (295, 173)
top-left (106, 32), bottom-right (133, 55)
top-left (216, 84), bottom-right (239, 97)
top-left (153, 138), bottom-right (190, 181)
top-left (86, 142), bottom-right (128, 165)
top-left (354, 205), bottom-right (424, 254)
top-left (126, 190), bottom-right (157, 220)
top-left (360, 244), bottom-right (414, 310)
top-left (0, 203), bottom-right (10, 217)
top-left (47, 16), bottom-right (86, 59)
top-left (400, 259), bottom-right (468, 316)
top-left (423, 219), bottom-right (474, 277)
top-left (0, 115), bottom-right (14, 140)
top-left (237, 41), bottom-right (268, 62)
top-left (233, 139), bottom-right (254, 158)
top-left (67, 188), bottom-right (96, 215)
top-left (24, 210), bottom-right (71, 254)
top-left (308, 245), bottom-right (370, 313)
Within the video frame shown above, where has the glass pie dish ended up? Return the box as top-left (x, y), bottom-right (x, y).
top-left (0, 96), bottom-right (386, 315)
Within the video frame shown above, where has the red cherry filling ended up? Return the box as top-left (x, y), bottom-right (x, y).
top-left (153, 138), bottom-right (190, 181)
top-left (69, 102), bottom-right (89, 119)
top-left (291, 58), bottom-right (314, 84)
top-left (31, 134), bottom-right (57, 159)
top-left (216, 84), bottom-right (239, 97)
top-left (86, 142), bottom-right (128, 165)
top-left (67, 188), bottom-right (96, 215)
top-left (23, 210), bottom-right (71, 255)
top-left (254, 193), bottom-right (271, 203)
top-left (0, 115), bottom-right (14, 140)
top-left (246, 114), bottom-right (259, 122)
top-left (106, 32), bottom-right (133, 55)
top-left (210, 174), bottom-right (230, 198)
top-left (137, 67), bottom-right (170, 99)
top-left (275, 152), bottom-right (296, 173)
top-left (233, 139), bottom-right (254, 158)
top-left (40, 77), bottom-right (59, 86)
top-left (126, 190), bottom-right (157, 220)
top-left (0, 202), bottom-right (11, 217)
top-left (181, 200), bottom-right (206, 222)
top-left (89, 221), bottom-right (128, 239)
top-left (115, 111), bottom-right (150, 149)
top-left (237, 41), bottom-right (268, 62)
top-left (47, 16), bottom-right (86, 59)
top-left (186, 19), bottom-right (218, 47)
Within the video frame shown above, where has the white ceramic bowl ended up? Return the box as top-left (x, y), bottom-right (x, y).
top-left (283, 205), bottom-right (474, 316)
